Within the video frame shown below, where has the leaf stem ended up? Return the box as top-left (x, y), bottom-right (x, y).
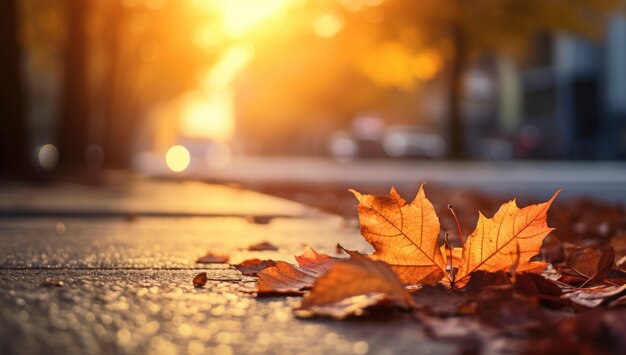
top-left (448, 204), bottom-right (464, 245)
top-left (444, 233), bottom-right (455, 287)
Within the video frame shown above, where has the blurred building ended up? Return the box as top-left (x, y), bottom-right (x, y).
top-left (472, 14), bottom-right (626, 160)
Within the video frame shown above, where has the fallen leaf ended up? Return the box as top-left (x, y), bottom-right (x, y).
top-left (610, 233), bottom-right (626, 270)
top-left (441, 245), bottom-right (463, 268)
top-left (41, 279), bottom-right (64, 287)
top-left (257, 261), bottom-right (317, 294)
top-left (412, 285), bottom-right (472, 316)
top-left (564, 283), bottom-right (626, 308)
top-left (350, 185), bottom-right (447, 285)
top-left (295, 251), bottom-right (414, 318)
top-left (513, 273), bottom-right (565, 309)
top-left (247, 241), bottom-right (279, 251)
top-left (193, 272), bottom-right (207, 287)
top-left (527, 308), bottom-right (626, 355)
top-left (539, 234), bottom-right (565, 263)
top-left (245, 216), bottom-right (274, 225)
top-left (234, 259), bottom-right (277, 276)
top-left (463, 271), bottom-right (511, 292)
top-left (455, 190), bottom-right (560, 284)
top-left (559, 245), bottom-right (615, 285)
top-left (196, 251), bottom-right (229, 264)
top-left (473, 289), bottom-right (552, 333)
top-left (295, 245), bottom-right (342, 276)
top-left (255, 246), bottom-right (342, 294)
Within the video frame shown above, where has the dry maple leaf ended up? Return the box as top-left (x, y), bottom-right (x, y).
top-left (455, 190), bottom-right (560, 284)
top-left (247, 241), bottom-right (279, 251)
top-left (295, 245), bottom-right (342, 276)
top-left (257, 261), bottom-right (318, 294)
top-left (296, 251), bottom-right (414, 319)
top-left (564, 283), bottom-right (626, 308)
top-left (193, 272), bottom-right (208, 287)
top-left (196, 251), bottom-right (229, 264)
top-left (350, 185), bottom-right (447, 285)
top-left (256, 246), bottom-right (342, 294)
top-left (559, 246), bottom-right (615, 286)
top-left (233, 259), bottom-right (277, 276)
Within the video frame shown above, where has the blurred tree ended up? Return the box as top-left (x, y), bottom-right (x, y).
top-left (102, 1), bottom-right (216, 168)
top-left (0, 0), bottom-right (30, 177)
top-left (340, 0), bottom-right (617, 158)
top-left (58, 0), bottom-right (89, 169)
top-left (51, 0), bottom-right (217, 169)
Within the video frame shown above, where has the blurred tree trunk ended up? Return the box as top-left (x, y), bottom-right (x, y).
top-left (0, 0), bottom-right (31, 177)
top-left (58, 0), bottom-right (89, 169)
top-left (102, 3), bottom-right (133, 169)
top-left (447, 22), bottom-right (468, 160)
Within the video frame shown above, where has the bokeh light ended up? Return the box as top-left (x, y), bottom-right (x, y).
top-left (412, 49), bottom-right (443, 81)
top-left (37, 144), bottom-right (59, 170)
top-left (165, 145), bottom-right (191, 172)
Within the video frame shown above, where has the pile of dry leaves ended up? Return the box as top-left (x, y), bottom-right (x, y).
top-left (195, 185), bottom-right (626, 353)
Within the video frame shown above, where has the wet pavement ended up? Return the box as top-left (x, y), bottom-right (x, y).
top-left (0, 179), bottom-right (459, 355)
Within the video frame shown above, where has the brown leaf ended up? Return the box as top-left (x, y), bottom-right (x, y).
top-left (513, 273), bottom-right (565, 309)
top-left (257, 261), bottom-right (317, 294)
top-left (527, 308), bottom-right (626, 355)
top-left (295, 251), bottom-right (414, 318)
top-left (255, 246), bottom-right (343, 294)
top-left (560, 245), bottom-right (615, 285)
top-left (193, 272), bottom-right (207, 287)
top-left (611, 233), bottom-right (626, 271)
top-left (247, 241), bottom-right (279, 251)
top-left (473, 289), bottom-right (551, 333)
top-left (463, 270), bottom-right (511, 292)
top-left (196, 251), bottom-right (229, 264)
top-left (350, 185), bottom-right (447, 285)
top-left (233, 259), bottom-right (276, 276)
top-left (41, 279), bottom-right (64, 287)
top-left (295, 245), bottom-right (342, 276)
top-left (412, 285), bottom-right (472, 316)
top-left (455, 190), bottom-right (560, 285)
top-left (539, 234), bottom-right (565, 263)
top-left (564, 283), bottom-right (626, 308)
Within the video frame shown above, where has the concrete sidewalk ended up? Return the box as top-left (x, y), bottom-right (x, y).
top-left (0, 180), bottom-right (457, 355)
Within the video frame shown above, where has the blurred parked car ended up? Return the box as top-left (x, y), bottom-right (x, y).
top-left (329, 123), bottom-right (446, 160)
top-left (382, 125), bottom-right (446, 158)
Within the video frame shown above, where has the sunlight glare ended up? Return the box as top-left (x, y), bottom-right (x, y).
top-left (166, 145), bottom-right (191, 172)
top-left (191, 0), bottom-right (288, 38)
top-left (180, 91), bottom-right (235, 142)
top-left (202, 45), bottom-right (254, 89)
top-left (313, 14), bottom-right (343, 38)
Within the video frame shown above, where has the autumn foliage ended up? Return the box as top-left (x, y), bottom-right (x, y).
top-left (195, 184), bottom-right (626, 327)
top-left (350, 185), bottom-right (559, 287)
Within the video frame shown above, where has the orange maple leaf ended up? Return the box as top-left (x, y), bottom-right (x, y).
top-left (296, 251), bottom-right (414, 318)
top-left (455, 190), bottom-right (561, 284)
top-left (257, 261), bottom-right (318, 294)
top-left (295, 245), bottom-right (342, 276)
top-left (256, 246), bottom-right (342, 294)
top-left (350, 185), bottom-right (448, 284)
